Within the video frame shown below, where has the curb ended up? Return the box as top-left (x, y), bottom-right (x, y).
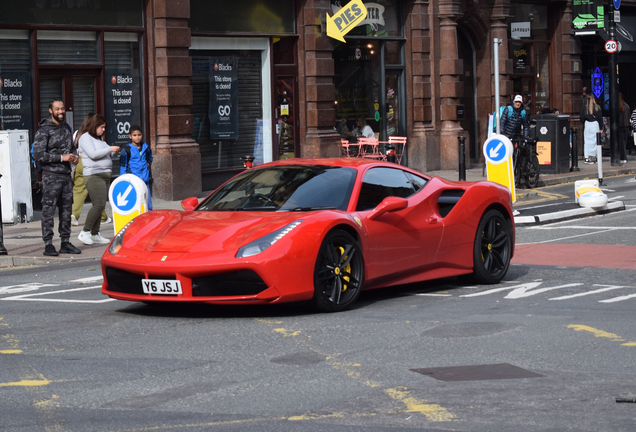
top-left (514, 200), bottom-right (626, 226)
top-left (0, 254), bottom-right (100, 269)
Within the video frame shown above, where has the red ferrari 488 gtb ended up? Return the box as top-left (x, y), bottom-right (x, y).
top-left (101, 158), bottom-right (514, 312)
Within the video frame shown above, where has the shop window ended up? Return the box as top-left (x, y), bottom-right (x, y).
top-left (191, 50), bottom-right (265, 171)
top-left (190, 0), bottom-right (294, 33)
top-left (37, 31), bottom-right (99, 64)
top-left (509, 4), bottom-right (548, 40)
top-left (0, 30), bottom-right (33, 134)
top-left (0, 1), bottom-right (142, 27)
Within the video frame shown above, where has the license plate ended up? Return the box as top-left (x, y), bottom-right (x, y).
top-left (142, 279), bottom-right (182, 295)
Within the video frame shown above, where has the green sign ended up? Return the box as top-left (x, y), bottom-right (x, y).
top-left (572, 0), bottom-right (605, 31)
top-left (374, 111), bottom-right (380, 122)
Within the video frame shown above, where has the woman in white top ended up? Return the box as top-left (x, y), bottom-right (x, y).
top-left (355, 116), bottom-right (375, 138)
top-left (77, 114), bottom-right (120, 245)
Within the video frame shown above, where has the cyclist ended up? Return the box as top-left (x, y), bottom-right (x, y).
top-left (500, 95), bottom-right (529, 140)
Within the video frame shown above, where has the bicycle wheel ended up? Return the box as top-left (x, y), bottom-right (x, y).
top-left (524, 155), bottom-right (540, 188)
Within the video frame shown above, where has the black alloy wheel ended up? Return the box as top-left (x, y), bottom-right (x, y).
top-left (311, 229), bottom-right (364, 312)
top-left (471, 209), bottom-right (512, 284)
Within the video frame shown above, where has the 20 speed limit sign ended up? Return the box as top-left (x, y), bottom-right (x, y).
top-left (605, 40), bottom-right (618, 54)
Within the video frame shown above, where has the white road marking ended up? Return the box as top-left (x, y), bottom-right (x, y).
top-left (600, 293), bottom-right (636, 303)
top-left (1, 286), bottom-right (115, 303)
top-left (549, 285), bottom-right (631, 300)
top-left (415, 293), bottom-right (452, 297)
top-left (516, 228), bottom-right (617, 244)
top-left (70, 276), bottom-right (104, 283)
top-left (0, 283), bottom-right (59, 295)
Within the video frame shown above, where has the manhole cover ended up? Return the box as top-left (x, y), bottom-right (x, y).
top-left (411, 363), bottom-right (543, 381)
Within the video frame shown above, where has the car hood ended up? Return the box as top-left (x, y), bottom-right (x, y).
top-left (123, 210), bottom-right (307, 253)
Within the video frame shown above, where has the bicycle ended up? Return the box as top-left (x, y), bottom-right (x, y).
top-left (512, 135), bottom-right (540, 188)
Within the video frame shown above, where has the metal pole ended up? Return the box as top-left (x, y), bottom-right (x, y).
top-left (458, 136), bottom-right (466, 180)
top-left (0, 174), bottom-right (7, 255)
top-left (609, 2), bottom-right (620, 166)
top-left (494, 38), bottom-right (502, 135)
top-left (571, 127), bottom-right (580, 172)
top-left (597, 131), bottom-right (604, 185)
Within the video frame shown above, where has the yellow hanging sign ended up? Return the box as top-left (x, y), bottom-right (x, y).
top-left (326, 0), bottom-right (368, 43)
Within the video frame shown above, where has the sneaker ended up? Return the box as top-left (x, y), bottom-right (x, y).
top-left (102, 217), bottom-right (112, 224)
top-left (91, 233), bottom-right (111, 245)
top-left (620, 160), bottom-right (627, 164)
top-left (43, 244), bottom-right (58, 256)
top-left (59, 242), bottom-right (81, 254)
top-left (584, 158), bottom-right (594, 164)
top-left (78, 231), bottom-right (94, 245)
top-left (71, 215), bottom-right (79, 226)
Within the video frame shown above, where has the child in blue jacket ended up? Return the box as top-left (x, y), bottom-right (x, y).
top-left (119, 125), bottom-right (153, 210)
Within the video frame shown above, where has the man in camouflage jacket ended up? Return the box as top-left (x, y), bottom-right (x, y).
top-left (32, 99), bottom-right (82, 256)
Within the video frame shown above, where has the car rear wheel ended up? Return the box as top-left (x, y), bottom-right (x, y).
top-left (311, 230), bottom-right (364, 312)
top-left (472, 209), bottom-right (512, 284)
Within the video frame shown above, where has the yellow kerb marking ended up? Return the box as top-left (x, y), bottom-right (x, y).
top-left (35, 395), bottom-right (60, 406)
top-left (0, 350), bottom-right (22, 354)
top-left (274, 328), bottom-right (300, 337)
top-left (0, 379), bottom-right (51, 388)
top-left (385, 387), bottom-right (455, 421)
top-left (567, 325), bottom-right (624, 341)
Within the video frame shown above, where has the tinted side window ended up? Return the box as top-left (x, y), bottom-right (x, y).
top-left (356, 168), bottom-right (416, 211)
top-left (405, 172), bottom-right (428, 192)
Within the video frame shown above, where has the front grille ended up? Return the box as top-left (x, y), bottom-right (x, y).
top-left (192, 270), bottom-right (268, 297)
top-left (105, 267), bottom-right (145, 295)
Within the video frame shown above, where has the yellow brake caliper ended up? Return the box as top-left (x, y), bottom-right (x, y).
top-left (337, 246), bottom-right (351, 292)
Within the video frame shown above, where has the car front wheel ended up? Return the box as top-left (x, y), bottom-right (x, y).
top-left (311, 229), bottom-right (364, 312)
top-left (472, 209), bottom-right (512, 284)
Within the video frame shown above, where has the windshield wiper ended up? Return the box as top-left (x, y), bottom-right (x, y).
top-left (234, 206), bottom-right (278, 211)
top-left (289, 206), bottom-right (337, 211)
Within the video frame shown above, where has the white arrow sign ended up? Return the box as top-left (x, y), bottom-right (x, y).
top-left (117, 184), bottom-right (134, 207)
top-left (489, 142), bottom-right (504, 158)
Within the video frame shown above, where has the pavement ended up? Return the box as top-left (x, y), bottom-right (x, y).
top-left (0, 156), bottom-right (634, 268)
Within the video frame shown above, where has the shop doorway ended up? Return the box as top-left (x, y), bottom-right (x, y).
top-left (38, 70), bottom-right (100, 131)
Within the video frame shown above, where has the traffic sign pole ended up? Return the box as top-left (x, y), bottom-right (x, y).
top-left (608, 0), bottom-right (620, 166)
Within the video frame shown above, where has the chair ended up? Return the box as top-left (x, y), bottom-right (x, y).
top-left (388, 136), bottom-right (407, 165)
top-left (358, 137), bottom-right (386, 160)
top-left (340, 139), bottom-right (352, 157)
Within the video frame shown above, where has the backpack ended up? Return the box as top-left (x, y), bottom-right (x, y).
top-left (120, 142), bottom-right (153, 184)
top-left (492, 105), bottom-right (526, 133)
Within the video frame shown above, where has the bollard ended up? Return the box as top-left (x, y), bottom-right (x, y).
top-left (596, 132), bottom-right (603, 185)
top-left (0, 174), bottom-right (7, 255)
top-left (385, 142), bottom-right (396, 163)
top-left (458, 136), bottom-right (466, 181)
top-left (241, 155), bottom-right (256, 169)
top-left (570, 127), bottom-right (580, 172)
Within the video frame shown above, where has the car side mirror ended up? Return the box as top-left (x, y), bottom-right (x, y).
top-left (367, 196), bottom-right (408, 221)
top-left (181, 197), bottom-right (199, 211)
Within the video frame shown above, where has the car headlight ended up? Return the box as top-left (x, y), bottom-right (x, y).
top-left (108, 220), bottom-right (134, 255)
top-left (236, 220), bottom-right (303, 258)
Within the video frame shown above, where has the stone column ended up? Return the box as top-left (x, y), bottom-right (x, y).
top-left (408, 0), bottom-right (435, 172)
top-left (148, 0), bottom-right (202, 200)
top-left (438, 0), bottom-right (464, 170)
top-left (299, 0), bottom-right (341, 158)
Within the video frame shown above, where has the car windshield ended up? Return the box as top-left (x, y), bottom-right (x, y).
top-left (197, 165), bottom-right (357, 211)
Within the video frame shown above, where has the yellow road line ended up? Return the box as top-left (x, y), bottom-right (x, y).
top-left (567, 324), bottom-right (636, 346)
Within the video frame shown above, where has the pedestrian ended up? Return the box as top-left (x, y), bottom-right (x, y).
top-left (71, 113), bottom-right (111, 226)
top-left (580, 94), bottom-right (603, 164)
top-left (32, 99), bottom-right (82, 256)
top-left (618, 92), bottom-right (630, 163)
top-left (354, 116), bottom-right (375, 138)
top-left (76, 114), bottom-right (121, 245)
top-left (119, 125), bottom-right (153, 210)
top-left (500, 95), bottom-right (529, 140)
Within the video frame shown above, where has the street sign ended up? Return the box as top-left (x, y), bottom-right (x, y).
top-left (614, 0), bottom-right (620, 10)
top-left (326, 0), bottom-right (367, 43)
top-left (483, 134), bottom-right (516, 202)
top-left (605, 40), bottom-right (618, 54)
top-left (109, 174), bottom-right (149, 235)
